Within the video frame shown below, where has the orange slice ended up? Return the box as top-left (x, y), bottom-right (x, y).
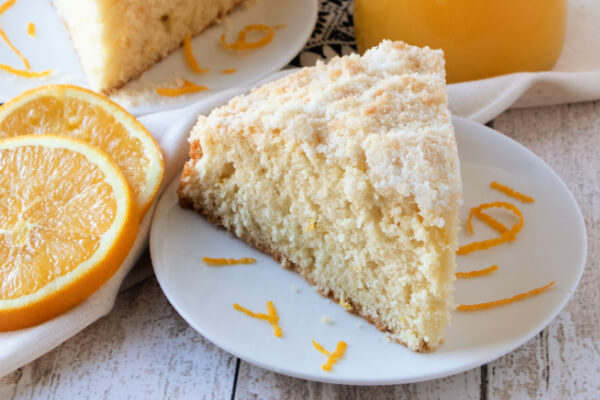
top-left (0, 85), bottom-right (164, 218)
top-left (0, 135), bottom-right (138, 331)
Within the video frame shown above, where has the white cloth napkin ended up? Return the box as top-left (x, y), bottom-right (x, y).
top-left (2, 0), bottom-right (600, 376)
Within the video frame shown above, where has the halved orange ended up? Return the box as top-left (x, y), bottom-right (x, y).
top-left (0, 135), bottom-right (138, 331)
top-left (0, 84), bottom-right (164, 218)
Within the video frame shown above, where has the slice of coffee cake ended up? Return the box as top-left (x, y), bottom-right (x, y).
top-left (178, 41), bottom-right (462, 351)
top-left (54, 0), bottom-right (243, 93)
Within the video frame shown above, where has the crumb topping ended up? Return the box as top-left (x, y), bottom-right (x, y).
top-left (191, 41), bottom-right (462, 224)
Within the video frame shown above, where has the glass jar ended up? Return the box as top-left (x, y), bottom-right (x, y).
top-left (354, 0), bottom-right (567, 83)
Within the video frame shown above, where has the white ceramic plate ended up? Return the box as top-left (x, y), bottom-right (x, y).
top-left (150, 117), bottom-right (586, 385)
top-left (0, 0), bottom-right (317, 115)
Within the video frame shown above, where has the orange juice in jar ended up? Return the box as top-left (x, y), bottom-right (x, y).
top-left (354, 0), bottom-right (567, 83)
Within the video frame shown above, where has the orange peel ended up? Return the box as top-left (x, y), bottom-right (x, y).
top-left (468, 209), bottom-right (509, 236)
top-left (312, 340), bottom-right (348, 371)
top-left (0, 0), bottom-right (15, 15)
top-left (220, 24), bottom-right (274, 50)
top-left (490, 181), bottom-right (535, 203)
top-left (0, 63), bottom-right (50, 77)
top-left (0, 28), bottom-right (30, 69)
top-left (266, 300), bottom-right (282, 337)
top-left (457, 281), bottom-right (555, 311)
top-left (455, 265), bottom-right (499, 279)
top-left (183, 34), bottom-right (209, 74)
top-left (459, 201), bottom-right (524, 255)
top-left (312, 340), bottom-right (331, 356)
top-left (233, 301), bottom-right (282, 337)
top-left (202, 257), bottom-right (256, 266)
top-left (156, 80), bottom-right (209, 97)
top-left (322, 341), bottom-right (347, 371)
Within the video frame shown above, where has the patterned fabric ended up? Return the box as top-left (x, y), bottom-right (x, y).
top-left (288, 0), bottom-right (356, 67)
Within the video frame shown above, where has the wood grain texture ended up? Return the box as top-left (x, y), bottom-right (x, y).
top-left (0, 101), bottom-right (598, 399)
top-left (234, 360), bottom-right (481, 400)
top-left (0, 255), bottom-right (237, 400)
top-left (488, 102), bottom-right (600, 399)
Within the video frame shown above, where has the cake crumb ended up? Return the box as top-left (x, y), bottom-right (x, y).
top-left (339, 298), bottom-right (352, 310)
top-left (27, 22), bottom-right (36, 37)
top-left (355, 321), bottom-right (364, 329)
top-left (305, 218), bottom-right (315, 232)
top-left (321, 315), bottom-right (333, 325)
top-left (291, 284), bottom-right (300, 294)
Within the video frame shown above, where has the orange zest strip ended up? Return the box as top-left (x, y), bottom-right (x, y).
top-left (220, 24), bottom-right (274, 50)
top-left (312, 340), bottom-right (331, 356)
top-left (273, 24), bottom-right (287, 29)
top-left (233, 301), bottom-right (282, 338)
top-left (221, 68), bottom-right (237, 74)
top-left (322, 341), bottom-right (347, 371)
top-left (458, 201), bottom-right (524, 255)
top-left (27, 22), bottom-right (35, 37)
top-left (202, 257), bottom-right (256, 266)
top-left (479, 202), bottom-right (525, 240)
top-left (490, 181), bottom-right (535, 203)
top-left (156, 80), bottom-right (209, 97)
top-left (266, 300), bottom-right (282, 337)
top-left (468, 209), bottom-right (509, 236)
top-left (305, 217), bottom-right (315, 232)
top-left (183, 34), bottom-right (209, 74)
top-left (0, 28), bottom-right (30, 69)
top-left (457, 281), bottom-right (556, 311)
top-left (457, 235), bottom-right (509, 255)
top-left (0, 0), bottom-right (15, 16)
top-left (0, 63), bottom-right (50, 77)
top-left (233, 303), bottom-right (274, 322)
top-left (455, 265), bottom-right (499, 279)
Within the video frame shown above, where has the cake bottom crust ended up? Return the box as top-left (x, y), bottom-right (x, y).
top-left (178, 180), bottom-right (433, 352)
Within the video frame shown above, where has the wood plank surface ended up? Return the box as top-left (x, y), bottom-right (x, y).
top-left (487, 102), bottom-right (600, 399)
top-left (234, 360), bottom-right (482, 400)
top-left (0, 101), bottom-right (597, 399)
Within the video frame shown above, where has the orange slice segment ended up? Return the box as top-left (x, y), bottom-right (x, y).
top-left (0, 135), bottom-right (138, 331)
top-left (0, 84), bottom-right (164, 218)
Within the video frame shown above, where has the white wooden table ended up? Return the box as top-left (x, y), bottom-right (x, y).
top-left (1, 101), bottom-right (598, 399)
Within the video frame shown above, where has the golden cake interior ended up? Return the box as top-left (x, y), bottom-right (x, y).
top-left (178, 41), bottom-right (462, 352)
top-left (54, 0), bottom-right (243, 93)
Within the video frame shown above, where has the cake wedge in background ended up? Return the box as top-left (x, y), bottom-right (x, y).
top-left (53, 0), bottom-right (244, 93)
top-left (178, 41), bottom-right (462, 352)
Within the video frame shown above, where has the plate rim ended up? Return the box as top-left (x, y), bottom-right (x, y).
top-left (149, 115), bottom-right (587, 385)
